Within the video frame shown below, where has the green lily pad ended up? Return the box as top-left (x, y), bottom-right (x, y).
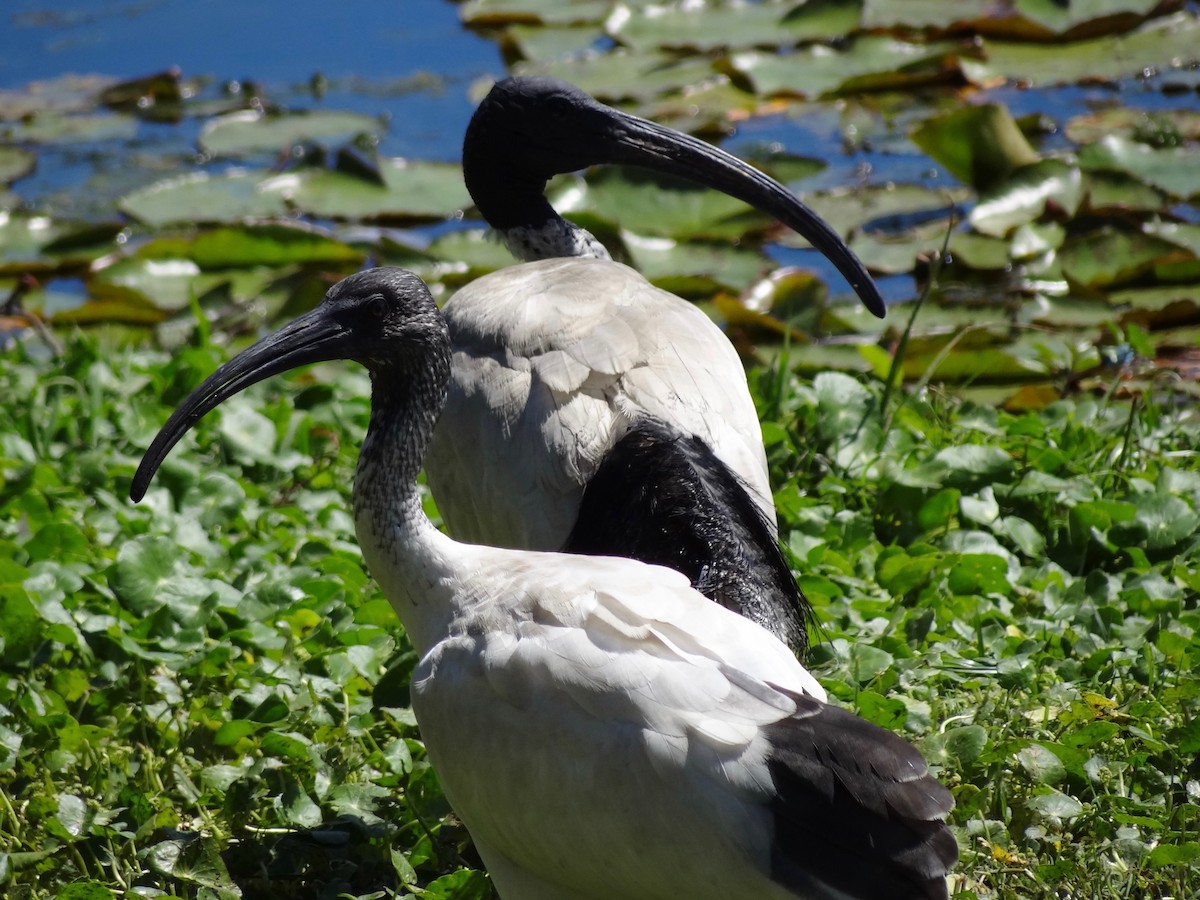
top-left (729, 37), bottom-right (962, 99)
top-left (1059, 227), bottom-right (1186, 289)
top-left (1079, 134), bottom-right (1200, 199)
top-left (0, 147), bottom-right (35, 184)
top-left (515, 52), bottom-right (717, 101)
top-left (1065, 106), bottom-right (1200, 145)
top-left (0, 216), bottom-right (118, 275)
top-left (289, 158), bottom-right (470, 221)
top-left (577, 168), bottom-right (773, 241)
top-left (1145, 222), bottom-right (1200, 257)
top-left (613, 0), bottom-right (863, 52)
top-left (782, 183), bottom-right (967, 243)
top-left (505, 23), bottom-right (607, 62)
top-left (960, 12), bottom-right (1200, 87)
top-left (188, 223), bottom-right (364, 268)
top-left (199, 109), bottom-right (383, 157)
top-left (1082, 170), bottom-right (1169, 214)
top-left (970, 160), bottom-right (1083, 238)
top-left (624, 234), bottom-right (770, 296)
top-left (423, 228), bottom-right (515, 281)
top-left (120, 171), bottom-right (289, 226)
top-left (0, 113), bottom-right (138, 145)
top-left (0, 74), bottom-right (114, 120)
top-left (911, 104), bottom-right (1040, 191)
top-left (1110, 284), bottom-right (1200, 329)
top-left (460, 0), bottom-right (610, 27)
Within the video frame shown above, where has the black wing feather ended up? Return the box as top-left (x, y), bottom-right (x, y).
top-left (563, 417), bottom-right (811, 655)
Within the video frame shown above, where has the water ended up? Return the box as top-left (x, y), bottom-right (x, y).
top-left (1, 0), bottom-right (502, 160)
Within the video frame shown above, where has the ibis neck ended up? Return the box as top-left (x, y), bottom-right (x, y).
top-left (353, 349), bottom-right (461, 654)
top-left (463, 151), bottom-right (610, 262)
top-left (500, 218), bottom-right (611, 263)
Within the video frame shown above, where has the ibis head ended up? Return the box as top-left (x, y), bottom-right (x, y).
top-left (130, 268), bottom-right (445, 503)
top-left (463, 76), bottom-right (885, 318)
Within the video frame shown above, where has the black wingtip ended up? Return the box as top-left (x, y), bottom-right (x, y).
top-left (766, 693), bottom-right (957, 900)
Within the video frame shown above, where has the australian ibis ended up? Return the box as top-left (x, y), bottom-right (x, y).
top-left (427, 77), bottom-right (884, 652)
top-left (131, 268), bottom-right (955, 900)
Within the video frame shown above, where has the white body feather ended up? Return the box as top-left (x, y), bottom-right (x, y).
top-left (356, 478), bottom-right (823, 900)
top-left (426, 257), bottom-right (773, 551)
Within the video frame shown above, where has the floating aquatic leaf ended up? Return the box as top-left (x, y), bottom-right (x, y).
top-left (289, 158), bottom-right (470, 221)
top-left (729, 37), bottom-right (962, 99)
top-left (613, 0), bottom-right (863, 52)
top-left (199, 109), bottom-right (383, 157)
top-left (1079, 134), bottom-right (1200, 199)
top-left (1082, 170), bottom-right (1169, 214)
top-left (624, 234), bottom-right (770, 295)
top-left (506, 23), bottom-right (607, 61)
top-left (579, 167), bottom-right (772, 241)
top-left (960, 12), bottom-right (1200, 87)
top-left (784, 183), bottom-right (967, 244)
top-left (1065, 106), bottom-right (1200, 145)
top-left (461, 0), bottom-right (610, 27)
top-left (119, 171), bottom-right (289, 226)
top-left (516, 51), bottom-right (716, 101)
top-left (1058, 226), bottom-right (1184, 289)
top-left (0, 147), bottom-right (35, 184)
top-left (970, 160), bottom-right (1083, 237)
top-left (0, 74), bottom-right (115, 120)
top-left (0, 113), bottom-right (138, 144)
top-left (911, 104), bottom-right (1039, 191)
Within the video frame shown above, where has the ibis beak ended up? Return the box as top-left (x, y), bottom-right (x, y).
top-left (130, 306), bottom-right (349, 502)
top-left (598, 111), bottom-right (885, 318)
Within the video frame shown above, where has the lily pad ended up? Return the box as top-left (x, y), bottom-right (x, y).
top-left (120, 170), bottom-right (291, 226)
top-left (577, 168), bottom-right (772, 241)
top-left (188, 223), bottom-right (364, 268)
top-left (199, 110), bottom-right (383, 157)
top-left (782, 183), bottom-right (967, 243)
top-left (1078, 135), bottom-right (1200, 199)
top-left (0, 74), bottom-right (115, 120)
top-left (1064, 106), bottom-right (1200, 145)
top-left (613, 0), bottom-right (864, 52)
top-left (0, 113), bottom-right (139, 145)
top-left (460, 0), bottom-right (610, 27)
top-left (289, 158), bottom-right (471, 221)
top-left (1058, 227), bottom-right (1186, 289)
top-left (960, 12), bottom-right (1200, 87)
top-left (516, 52), bottom-right (717, 101)
top-left (505, 23), bottom-right (607, 62)
top-left (728, 37), bottom-right (962, 99)
top-left (1082, 170), bottom-right (1169, 214)
top-left (0, 147), bottom-right (35, 184)
top-left (970, 160), bottom-right (1083, 238)
top-left (624, 233), bottom-right (770, 296)
top-left (911, 104), bottom-right (1040, 191)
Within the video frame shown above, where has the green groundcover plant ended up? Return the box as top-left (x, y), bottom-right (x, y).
top-left (0, 328), bottom-right (1197, 898)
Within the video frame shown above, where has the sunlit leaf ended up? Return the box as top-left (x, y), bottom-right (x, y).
top-left (199, 109), bottom-right (382, 156)
top-left (1079, 134), bottom-right (1200, 199)
top-left (970, 160), bottom-right (1083, 237)
top-left (0, 147), bottom-right (35, 184)
top-left (289, 158), bottom-right (471, 221)
top-left (961, 12), bottom-right (1200, 87)
top-left (119, 171), bottom-right (289, 226)
top-left (911, 104), bottom-right (1039, 191)
top-left (729, 37), bottom-right (961, 99)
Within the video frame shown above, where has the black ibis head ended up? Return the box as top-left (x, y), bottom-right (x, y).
top-left (130, 268), bottom-right (446, 503)
top-left (463, 76), bottom-right (885, 318)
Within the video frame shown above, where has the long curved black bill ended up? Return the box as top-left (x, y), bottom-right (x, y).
top-left (598, 110), bottom-right (885, 318)
top-left (130, 307), bottom-right (348, 502)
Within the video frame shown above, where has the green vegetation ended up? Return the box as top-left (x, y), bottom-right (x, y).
top-left (2, 0), bottom-right (1199, 897)
top-left (1, 328), bottom-right (1197, 898)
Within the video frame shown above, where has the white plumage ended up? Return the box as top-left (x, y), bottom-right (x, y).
top-left (428, 257), bottom-right (773, 550)
top-left (131, 269), bottom-right (956, 900)
top-left (425, 76), bottom-right (885, 562)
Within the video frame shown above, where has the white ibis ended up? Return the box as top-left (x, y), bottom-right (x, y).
top-left (131, 268), bottom-right (955, 900)
top-left (426, 77), bottom-right (885, 652)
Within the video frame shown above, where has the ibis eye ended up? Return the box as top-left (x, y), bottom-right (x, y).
top-left (367, 296), bottom-right (387, 319)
